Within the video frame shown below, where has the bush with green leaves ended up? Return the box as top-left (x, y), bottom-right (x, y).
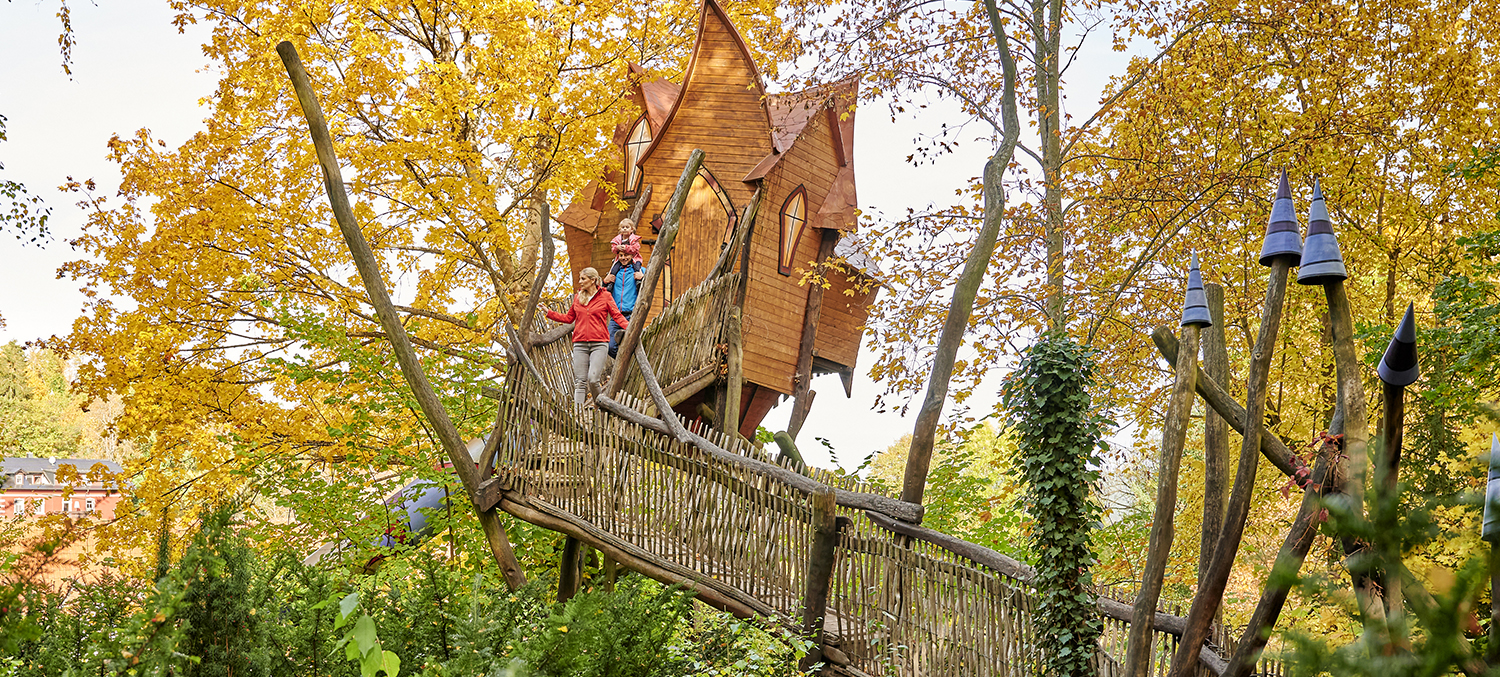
top-left (0, 507), bottom-right (812, 677)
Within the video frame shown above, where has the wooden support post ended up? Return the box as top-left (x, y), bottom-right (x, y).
top-left (1200, 283), bottom-right (1230, 577)
top-left (558, 536), bottom-right (582, 602)
top-left (1325, 280), bottom-right (1387, 646)
top-left (800, 486), bottom-right (840, 671)
top-left (788, 231), bottom-right (839, 439)
top-left (606, 149), bottom-right (705, 398)
top-left (723, 306), bottom-right (745, 436)
top-left (1223, 433), bottom-right (1338, 677)
top-left (711, 187), bottom-right (762, 280)
top-left (277, 42), bottom-right (527, 591)
top-left (626, 184), bottom-right (654, 227)
top-left (773, 431), bottom-right (807, 470)
top-left (1124, 325), bottom-right (1199, 677)
top-left (1378, 379), bottom-right (1408, 647)
top-left (1167, 258), bottom-right (1292, 677)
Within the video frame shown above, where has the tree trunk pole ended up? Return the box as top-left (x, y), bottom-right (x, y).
top-left (902, 0), bottom-right (1020, 507)
top-left (558, 536), bottom-right (582, 602)
top-left (1324, 279), bottom-right (1388, 646)
top-left (1168, 259), bottom-right (1292, 677)
top-left (277, 41), bottom-right (527, 590)
top-left (723, 306), bottom-right (745, 437)
top-left (1378, 380), bottom-right (1407, 649)
top-left (606, 150), bottom-right (705, 398)
top-left (1200, 284), bottom-right (1230, 578)
top-left (1124, 325), bottom-right (1199, 677)
top-left (518, 195), bottom-right (552, 342)
top-left (787, 231), bottom-right (839, 439)
top-left (799, 487), bottom-right (840, 671)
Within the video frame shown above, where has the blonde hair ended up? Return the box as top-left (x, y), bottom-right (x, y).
top-left (578, 267), bottom-right (602, 287)
top-left (617, 218), bottom-right (636, 233)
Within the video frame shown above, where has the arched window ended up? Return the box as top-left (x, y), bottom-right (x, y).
top-left (623, 117), bottom-right (651, 196)
top-left (778, 186), bottom-right (808, 275)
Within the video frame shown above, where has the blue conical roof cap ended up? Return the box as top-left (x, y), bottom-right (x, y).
top-left (1181, 253), bottom-right (1212, 327)
top-left (1259, 170), bottom-right (1303, 267)
top-left (1297, 179), bottom-right (1348, 285)
top-left (1377, 304), bottom-right (1420, 386)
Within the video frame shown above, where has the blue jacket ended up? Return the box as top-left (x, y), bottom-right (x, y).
top-left (607, 260), bottom-right (640, 313)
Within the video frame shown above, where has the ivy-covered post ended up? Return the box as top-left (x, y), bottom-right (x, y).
top-left (1002, 335), bottom-right (1107, 677)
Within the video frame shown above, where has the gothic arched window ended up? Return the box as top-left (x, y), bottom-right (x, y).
top-left (778, 186), bottom-right (808, 275)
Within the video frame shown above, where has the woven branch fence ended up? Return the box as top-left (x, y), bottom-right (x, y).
top-left (496, 273), bottom-right (1241, 677)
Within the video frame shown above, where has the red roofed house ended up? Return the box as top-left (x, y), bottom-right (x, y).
top-left (556, 0), bottom-right (878, 439)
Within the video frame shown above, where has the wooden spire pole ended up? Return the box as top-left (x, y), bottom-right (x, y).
top-left (1374, 303), bottom-right (1419, 649)
top-left (1167, 171), bottom-right (1301, 677)
top-left (277, 41), bottom-right (527, 590)
top-left (1124, 255), bottom-right (1208, 677)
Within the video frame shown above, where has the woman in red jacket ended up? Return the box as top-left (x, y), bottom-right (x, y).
top-left (545, 267), bottom-right (629, 406)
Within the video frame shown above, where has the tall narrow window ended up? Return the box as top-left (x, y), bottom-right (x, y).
top-left (623, 117), bottom-right (652, 196)
top-left (86, 497), bottom-right (96, 514)
top-left (778, 187), bottom-right (808, 275)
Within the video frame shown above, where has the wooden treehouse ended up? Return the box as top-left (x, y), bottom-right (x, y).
top-left (555, 0), bottom-right (877, 439)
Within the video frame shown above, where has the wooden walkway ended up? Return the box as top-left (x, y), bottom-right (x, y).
top-left (478, 272), bottom-right (1243, 677)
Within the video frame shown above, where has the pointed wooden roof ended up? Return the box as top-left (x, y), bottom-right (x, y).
top-left (636, 0), bottom-right (772, 167)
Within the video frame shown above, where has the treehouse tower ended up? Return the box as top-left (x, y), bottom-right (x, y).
top-left (556, 0), bottom-right (877, 439)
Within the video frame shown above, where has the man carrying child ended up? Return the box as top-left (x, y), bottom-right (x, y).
top-left (603, 218), bottom-right (645, 357)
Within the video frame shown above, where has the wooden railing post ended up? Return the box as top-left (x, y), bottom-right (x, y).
top-left (800, 486), bottom-right (840, 671)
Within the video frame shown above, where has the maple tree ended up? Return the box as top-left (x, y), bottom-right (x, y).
top-left (51, 0), bottom-right (788, 562)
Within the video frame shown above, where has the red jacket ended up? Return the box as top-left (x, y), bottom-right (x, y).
top-left (545, 289), bottom-right (629, 342)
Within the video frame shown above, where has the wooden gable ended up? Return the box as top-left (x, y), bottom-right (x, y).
top-left (629, 0), bottom-right (775, 326)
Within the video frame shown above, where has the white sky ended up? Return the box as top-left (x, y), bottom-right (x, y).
top-left (0, 2), bottom-right (1139, 471)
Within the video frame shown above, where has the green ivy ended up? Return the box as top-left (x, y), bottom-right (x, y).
top-left (1001, 335), bottom-right (1109, 677)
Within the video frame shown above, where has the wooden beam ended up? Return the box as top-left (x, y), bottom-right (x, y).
top-left (789, 231), bottom-right (840, 439)
top-left (277, 41), bottom-right (527, 590)
top-left (1151, 328), bottom-right (1299, 477)
top-left (1167, 259), bottom-right (1292, 677)
top-left (607, 150), bottom-right (706, 397)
